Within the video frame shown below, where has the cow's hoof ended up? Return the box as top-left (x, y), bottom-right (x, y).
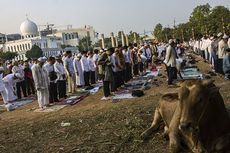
top-left (140, 132), bottom-right (148, 140)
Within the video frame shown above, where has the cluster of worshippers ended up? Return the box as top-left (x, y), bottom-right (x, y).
top-left (0, 40), bottom-right (191, 109)
top-left (189, 33), bottom-right (230, 79)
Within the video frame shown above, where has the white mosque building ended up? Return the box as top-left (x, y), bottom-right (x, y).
top-left (3, 18), bottom-right (98, 60)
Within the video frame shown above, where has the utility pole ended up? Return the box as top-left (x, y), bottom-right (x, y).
top-left (173, 18), bottom-right (176, 39)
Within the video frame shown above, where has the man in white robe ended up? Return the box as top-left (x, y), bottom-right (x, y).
top-left (2, 73), bottom-right (23, 102)
top-left (73, 54), bottom-right (85, 87)
top-left (32, 57), bottom-right (49, 110)
top-left (81, 51), bottom-right (90, 86)
top-left (0, 67), bottom-right (8, 105)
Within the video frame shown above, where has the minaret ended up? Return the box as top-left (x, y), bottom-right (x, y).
top-left (121, 31), bottom-right (125, 47)
top-left (111, 32), bottom-right (115, 47)
top-left (100, 34), bottom-right (105, 49)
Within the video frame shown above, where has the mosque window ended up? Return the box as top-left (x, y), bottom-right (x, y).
top-left (14, 46), bottom-right (16, 52)
top-left (72, 34), bottom-right (74, 39)
top-left (25, 44), bottom-right (27, 50)
top-left (68, 34), bottom-right (71, 40)
top-left (28, 43), bottom-right (30, 49)
top-left (20, 45), bottom-right (22, 51)
top-left (17, 45), bottom-right (19, 51)
top-left (11, 46), bottom-right (13, 52)
top-left (65, 34), bottom-right (68, 40)
top-left (22, 44), bottom-right (25, 50)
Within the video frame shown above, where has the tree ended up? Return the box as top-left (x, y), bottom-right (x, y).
top-left (208, 6), bottom-right (230, 34)
top-left (153, 23), bottom-right (164, 41)
top-left (77, 36), bottom-right (92, 52)
top-left (26, 45), bottom-right (43, 59)
top-left (0, 51), bottom-right (18, 60)
top-left (189, 3), bottom-right (211, 35)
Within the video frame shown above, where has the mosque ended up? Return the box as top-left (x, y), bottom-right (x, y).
top-left (3, 18), bottom-right (98, 60)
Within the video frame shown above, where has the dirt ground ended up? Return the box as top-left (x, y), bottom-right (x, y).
top-left (0, 55), bottom-right (230, 153)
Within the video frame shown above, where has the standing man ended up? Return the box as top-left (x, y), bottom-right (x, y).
top-left (64, 51), bottom-right (76, 93)
top-left (11, 61), bottom-right (27, 99)
top-left (54, 56), bottom-right (67, 99)
top-left (81, 51), bottom-right (90, 86)
top-left (73, 54), bottom-right (85, 88)
top-left (123, 46), bottom-right (132, 82)
top-left (218, 34), bottom-right (229, 74)
top-left (24, 60), bottom-right (35, 96)
top-left (93, 49), bottom-right (99, 82)
top-left (98, 48), bottom-right (114, 100)
top-left (164, 39), bottom-right (177, 85)
top-left (44, 57), bottom-right (59, 103)
top-left (32, 57), bottom-right (49, 110)
top-left (88, 51), bottom-right (96, 84)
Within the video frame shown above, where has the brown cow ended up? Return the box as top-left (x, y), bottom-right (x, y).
top-left (141, 80), bottom-right (230, 153)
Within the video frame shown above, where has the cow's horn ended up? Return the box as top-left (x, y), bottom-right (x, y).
top-left (202, 79), bottom-right (215, 86)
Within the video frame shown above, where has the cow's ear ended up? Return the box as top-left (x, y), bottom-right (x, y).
top-left (202, 79), bottom-right (215, 87)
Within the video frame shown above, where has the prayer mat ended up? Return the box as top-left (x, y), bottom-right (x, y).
top-left (180, 67), bottom-right (203, 80)
top-left (56, 94), bottom-right (89, 105)
top-left (112, 93), bottom-right (134, 100)
top-left (34, 105), bottom-right (66, 112)
top-left (0, 98), bottom-right (34, 110)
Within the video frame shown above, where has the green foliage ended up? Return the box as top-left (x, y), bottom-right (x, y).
top-left (26, 45), bottom-right (43, 59)
top-left (61, 44), bottom-right (72, 49)
top-left (0, 51), bottom-right (18, 60)
top-left (153, 3), bottom-right (230, 42)
top-left (77, 36), bottom-right (92, 51)
top-left (153, 23), bottom-right (164, 41)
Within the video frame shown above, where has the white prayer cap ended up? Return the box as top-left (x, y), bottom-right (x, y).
top-left (217, 32), bottom-right (223, 37)
top-left (0, 67), bottom-right (4, 71)
top-left (210, 36), bottom-right (214, 40)
top-left (38, 57), bottom-right (46, 62)
top-left (99, 49), bottom-right (104, 53)
top-left (15, 73), bottom-right (23, 79)
top-left (223, 34), bottom-right (229, 39)
top-left (168, 39), bottom-right (174, 44)
top-left (77, 53), bottom-right (82, 57)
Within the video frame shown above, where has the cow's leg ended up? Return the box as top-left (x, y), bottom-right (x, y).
top-left (168, 106), bottom-right (181, 153)
top-left (168, 131), bottom-right (180, 153)
top-left (141, 108), bottom-right (162, 139)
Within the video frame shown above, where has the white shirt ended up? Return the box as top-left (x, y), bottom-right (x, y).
top-left (123, 49), bottom-right (131, 63)
top-left (81, 56), bottom-right (90, 72)
top-left (88, 56), bottom-right (96, 71)
top-left (44, 63), bottom-right (56, 82)
top-left (54, 62), bottom-right (66, 80)
top-left (93, 54), bottom-right (99, 67)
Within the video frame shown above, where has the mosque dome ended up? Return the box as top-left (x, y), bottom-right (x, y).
top-left (20, 18), bottom-right (38, 38)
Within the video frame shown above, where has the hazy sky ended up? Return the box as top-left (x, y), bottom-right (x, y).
top-left (0, 0), bottom-right (229, 36)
